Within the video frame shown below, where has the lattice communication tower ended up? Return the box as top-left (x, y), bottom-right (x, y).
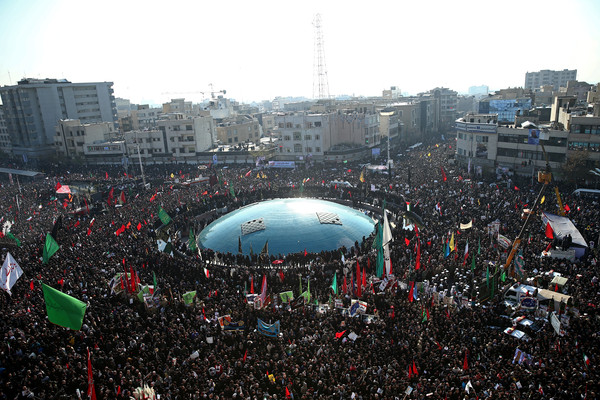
top-left (313, 14), bottom-right (330, 100)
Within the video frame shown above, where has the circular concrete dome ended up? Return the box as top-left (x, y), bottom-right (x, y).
top-left (198, 198), bottom-right (375, 256)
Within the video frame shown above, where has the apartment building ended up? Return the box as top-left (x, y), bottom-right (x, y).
top-left (0, 78), bottom-right (117, 158)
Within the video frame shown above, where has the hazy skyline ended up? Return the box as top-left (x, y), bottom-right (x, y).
top-left (1, 0), bottom-right (599, 105)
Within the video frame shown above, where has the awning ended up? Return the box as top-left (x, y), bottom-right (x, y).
top-left (541, 212), bottom-right (587, 247)
top-left (550, 276), bottom-right (568, 287)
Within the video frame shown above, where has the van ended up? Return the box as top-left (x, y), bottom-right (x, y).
top-left (503, 283), bottom-right (572, 312)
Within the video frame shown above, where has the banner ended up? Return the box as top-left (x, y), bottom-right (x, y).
top-left (257, 319), bottom-right (280, 337)
top-left (222, 319), bottom-right (245, 331)
top-left (218, 315), bottom-right (232, 329)
top-left (460, 221), bottom-right (473, 230)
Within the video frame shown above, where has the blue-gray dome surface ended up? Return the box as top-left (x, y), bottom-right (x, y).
top-left (197, 198), bottom-right (375, 256)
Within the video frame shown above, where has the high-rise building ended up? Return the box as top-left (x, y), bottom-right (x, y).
top-left (0, 78), bottom-right (117, 158)
top-left (0, 106), bottom-right (12, 155)
top-left (524, 69), bottom-right (577, 91)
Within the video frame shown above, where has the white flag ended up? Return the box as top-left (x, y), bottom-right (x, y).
top-left (465, 380), bottom-right (474, 394)
top-left (1, 252), bottom-right (23, 295)
top-left (383, 211), bottom-right (393, 275)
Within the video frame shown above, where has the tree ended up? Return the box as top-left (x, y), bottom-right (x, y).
top-left (561, 150), bottom-right (590, 184)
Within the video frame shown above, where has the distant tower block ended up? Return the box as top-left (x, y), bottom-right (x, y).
top-left (313, 14), bottom-right (330, 100)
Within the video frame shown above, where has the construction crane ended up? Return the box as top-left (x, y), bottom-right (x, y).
top-left (160, 84), bottom-right (226, 100)
top-left (505, 135), bottom-right (552, 277)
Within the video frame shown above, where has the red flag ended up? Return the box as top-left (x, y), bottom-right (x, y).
top-left (408, 282), bottom-right (414, 302)
top-left (545, 242), bottom-right (552, 252)
top-left (130, 266), bottom-right (136, 292)
top-left (250, 276), bottom-right (254, 294)
top-left (107, 187), bottom-right (114, 206)
top-left (415, 242), bottom-right (421, 270)
top-left (120, 191), bottom-right (126, 204)
top-left (245, 170), bottom-right (252, 177)
top-left (55, 182), bottom-right (62, 190)
top-left (564, 204), bottom-right (570, 212)
top-left (87, 348), bottom-right (97, 400)
top-left (342, 275), bottom-right (347, 294)
top-left (356, 260), bottom-right (362, 297)
top-left (30, 280), bottom-right (34, 291)
top-left (137, 222), bottom-right (142, 231)
top-left (408, 365), bottom-right (413, 378)
top-left (74, 221), bottom-right (80, 228)
top-left (149, 193), bottom-right (157, 202)
top-left (362, 265), bottom-right (366, 288)
top-left (463, 351), bottom-right (468, 371)
top-left (285, 387), bottom-right (291, 399)
top-left (435, 340), bottom-right (442, 350)
top-left (335, 330), bottom-right (346, 339)
top-left (304, 248), bottom-right (307, 257)
top-left (243, 349), bottom-right (248, 362)
top-left (105, 172), bottom-right (109, 179)
top-left (412, 360), bottom-right (418, 376)
top-left (441, 167), bottom-right (447, 182)
top-left (545, 222), bottom-right (554, 239)
top-left (87, 228), bottom-right (92, 236)
top-left (278, 270), bottom-right (284, 282)
top-left (404, 237), bottom-right (410, 246)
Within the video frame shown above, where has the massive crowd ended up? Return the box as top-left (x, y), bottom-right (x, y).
top-left (0, 140), bottom-right (598, 399)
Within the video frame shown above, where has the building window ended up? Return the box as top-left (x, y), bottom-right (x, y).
top-left (304, 135), bottom-right (311, 140)
top-left (286, 123), bottom-right (293, 128)
top-left (314, 121), bottom-right (322, 127)
top-left (228, 138), bottom-right (232, 143)
top-left (294, 144), bottom-right (302, 153)
top-left (305, 147), bottom-right (312, 153)
top-left (234, 137), bottom-right (238, 142)
top-left (315, 134), bottom-right (320, 140)
top-left (315, 147), bottom-right (321, 152)
top-left (293, 132), bottom-right (301, 140)
top-left (186, 125), bottom-right (192, 131)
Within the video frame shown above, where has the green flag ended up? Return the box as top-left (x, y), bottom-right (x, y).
top-left (300, 290), bottom-right (311, 303)
top-left (42, 233), bottom-right (59, 264)
top-left (41, 283), bottom-right (87, 330)
top-left (229, 183), bottom-right (236, 198)
top-left (299, 274), bottom-right (302, 295)
top-left (182, 291), bottom-right (196, 305)
top-left (376, 224), bottom-right (384, 278)
top-left (307, 277), bottom-right (310, 295)
top-left (299, 181), bottom-right (304, 195)
top-left (422, 309), bottom-right (428, 322)
top-left (6, 232), bottom-right (21, 247)
top-left (153, 271), bottom-right (158, 292)
top-left (279, 291), bottom-right (294, 302)
top-left (331, 272), bottom-right (338, 295)
top-left (500, 271), bottom-right (507, 283)
top-left (188, 228), bottom-right (197, 251)
top-left (137, 285), bottom-right (152, 303)
top-left (158, 206), bottom-right (172, 225)
top-left (471, 254), bottom-right (475, 272)
top-left (477, 237), bottom-right (481, 255)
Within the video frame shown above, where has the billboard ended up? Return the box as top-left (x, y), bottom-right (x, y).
top-left (528, 129), bottom-right (540, 145)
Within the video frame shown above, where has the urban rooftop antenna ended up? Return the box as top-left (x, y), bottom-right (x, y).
top-left (313, 14), bottom-right (330, 100)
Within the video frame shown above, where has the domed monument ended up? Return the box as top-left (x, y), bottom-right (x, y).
top-left (198, 198), bottom-right (375, 256)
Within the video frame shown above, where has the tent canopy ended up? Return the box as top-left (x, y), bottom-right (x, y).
top-left (56, 185), bottom-right (71, 194)
top-left (541, 212), bottom-right (587, 248)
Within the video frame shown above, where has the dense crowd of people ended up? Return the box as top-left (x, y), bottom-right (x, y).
top-left (0, 140), bottom-right (598, 399)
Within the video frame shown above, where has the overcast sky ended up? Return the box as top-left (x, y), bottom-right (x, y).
top-left (1, 0), bottom-right (599, 105)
